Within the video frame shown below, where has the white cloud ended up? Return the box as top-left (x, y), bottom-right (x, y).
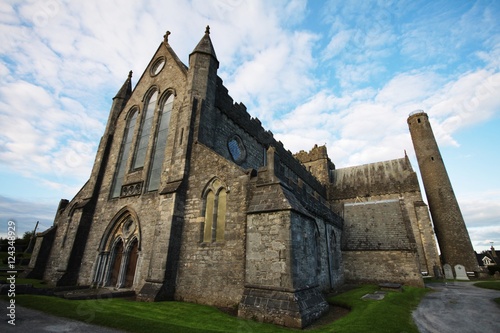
top-left (0, 79), bottom-right (101, 185)
top-left (1, 0), bottom-right (320, 199)
top-left (271, 59), bottom-right (500, 169)
top-left (225, 29), bottom-right (319, 121)
top-left (0, 1), bottom-right (499, 252)
top-left (322, 30), bottom-right (352, 60)
top-left (376, 72), bottom-right (442, 106)
top-left (0, 195), bottom-right (55, 239)
top-left (468, 225), bottom-right (500, 252)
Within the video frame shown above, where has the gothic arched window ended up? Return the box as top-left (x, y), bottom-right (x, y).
top-left (111, 109), bottom-right (138, 198)
top-left (132, 90), bottom-right (158, 170)
top-left (201, 179), bottom-right (227, 243)
top-left (147, 93), bottom-right (174, 191)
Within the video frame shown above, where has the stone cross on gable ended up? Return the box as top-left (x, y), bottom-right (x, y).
top-left (164, 31), bottom-right (171, 43)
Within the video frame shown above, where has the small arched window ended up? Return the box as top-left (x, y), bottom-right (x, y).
top-left (201, 179), bottom-right (227, 243)
top-left (147, 94), bottom-right (174, 191)
top-left (111, 109), bottom-right (138, 198)
top-left (132, 90), bottom-right (158, 170)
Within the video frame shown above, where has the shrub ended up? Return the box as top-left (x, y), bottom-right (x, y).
top-left (487, 265), bottom-right (500, 275)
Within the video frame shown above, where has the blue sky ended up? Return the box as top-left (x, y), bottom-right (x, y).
top-left (0, 0), bottom-right (499, 252)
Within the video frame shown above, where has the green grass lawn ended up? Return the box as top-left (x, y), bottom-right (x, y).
top-left (473, 281), bottom-right (500, 306)
top-left (0, 272), bottom-right (50, 288)
top-left (327, 285), bottom-right (428, 333)
top-left (13, 295), bottom-right (289, 333)
top-left (473, 281), bottom-right (500, 291)
top-left (10, 284), bottom-right (429, 333)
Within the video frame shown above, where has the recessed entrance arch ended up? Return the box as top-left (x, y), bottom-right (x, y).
top-left (92, 208), bottom-right (141, 289)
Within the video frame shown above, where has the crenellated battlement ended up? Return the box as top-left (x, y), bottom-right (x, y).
top-left (294, 144), bottom-right (330, 163)
top-left (214, 76), bottom-right (326, 196)
top-left (293, 145), bottom-right (335, 186)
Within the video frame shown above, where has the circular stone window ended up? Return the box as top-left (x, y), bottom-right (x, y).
top-left (150, 57), bottom-right (165, 76)
top-left (227, 135), bottom-right (246, 164)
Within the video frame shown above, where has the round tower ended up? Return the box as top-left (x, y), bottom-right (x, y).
top-left (407, 110), bottom-right (478, 273)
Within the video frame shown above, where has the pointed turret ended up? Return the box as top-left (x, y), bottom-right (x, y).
top-left (104, 71), bottom-right (133, 135)
top-left (187, 25), bottom-right (219, 105)
top-left (190, 25), bottom-right (218, 64)
top-left (113, 70), bottom-right (133, 101)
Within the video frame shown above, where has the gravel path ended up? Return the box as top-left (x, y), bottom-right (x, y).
top-left (412, 282), bottom-right (500, 333)
top-left (0, 300), bottom-right (126, 333)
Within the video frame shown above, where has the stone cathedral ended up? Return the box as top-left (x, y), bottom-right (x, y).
top-left (28, 27), bottom-right (465, 328)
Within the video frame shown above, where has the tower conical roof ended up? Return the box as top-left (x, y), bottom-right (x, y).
top-left (190, 25), bottom-right (217, 60)
top-left (113, 70), bottom-right (133, 100)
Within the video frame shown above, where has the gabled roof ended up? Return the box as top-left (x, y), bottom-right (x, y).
top-left (128, 31), bottom-right (189, 96)
top-left (476, 250), bottom-right (500, 266)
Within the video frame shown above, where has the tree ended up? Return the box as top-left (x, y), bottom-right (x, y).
top-left (22, 231), bottom-right (33, 243)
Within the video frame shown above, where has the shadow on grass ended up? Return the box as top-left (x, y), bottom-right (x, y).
top-left (7, 283), bottom-right (429, 333)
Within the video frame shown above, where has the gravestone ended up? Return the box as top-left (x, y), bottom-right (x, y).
top-left (433, 265), bottom-right (443, 279)
top-left (454, 264), bottom-right (469, 280)
top-left (362, 291), bottom-right (386, 300)
top-left (494, 271), bottom-right (500, 280)
top-left (443, 264), bottom-right (454, 280)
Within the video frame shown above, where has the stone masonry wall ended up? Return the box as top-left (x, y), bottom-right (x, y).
top-left (331, 192), bottom-right (440, 277)
top-left (342, 200), bottom-right (415, 251)
top-left (317, 221), bottom-right (344, 290)
top-left (291, 212), bottom-right (320, 288)
top-left (291, 212), bottom-right (344, 291)
top-left (241, 209), bottom-right (330, 328)
top-left (26, 226), bottom-right (56, 279)
top-left (43, 203), bottom-right (84, 283)
top-left (245, 210), bottom-right (292, 289)
top-left (174, 143), bottom-right (249, 307)
top-left (341, 199), bottom-right (423, 287)
top-left (413, 201), bottom-right (441, 273)
top-left (343, 250), bottom-right (423, 287)
top-left (329, 156), bottom-right (441, 277)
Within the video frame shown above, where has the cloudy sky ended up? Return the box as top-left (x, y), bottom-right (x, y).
top-left (0, 0), bottom-right (499, 252)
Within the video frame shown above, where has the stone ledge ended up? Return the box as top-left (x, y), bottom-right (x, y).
top-left (378, 282), bottom-right (403, 292)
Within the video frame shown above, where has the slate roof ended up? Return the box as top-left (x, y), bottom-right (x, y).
top-left (475, 248), bottom-right (500, 266)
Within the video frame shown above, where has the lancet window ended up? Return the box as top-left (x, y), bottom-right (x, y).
top-left (111, 109), bottom-right (137, 198)
top-left (201, 179), bottom-right (227, 242)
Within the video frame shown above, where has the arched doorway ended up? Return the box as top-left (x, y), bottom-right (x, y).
top-left (92, 209), bottom-right (141, 289)
top-left (109, 239), bottom-right (124, 287)
top-left (124, 238), bottom-right (138, 288)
